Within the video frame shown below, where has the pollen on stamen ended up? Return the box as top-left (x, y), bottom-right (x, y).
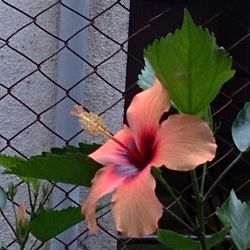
top-left (70, 105), bottom-right (109, 137)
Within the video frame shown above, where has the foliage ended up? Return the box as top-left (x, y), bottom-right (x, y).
top-left (137, 58), bottom-right (156, 90)
top-left (157, 225), bottom-right (230, 250)
top-left (0, 9), bottom-right (249, 250)
top-left (232, 102), bottom-right (250, 152)
top-left (0, 143), bottom-right (101, 249)
top-left (30, 206), bottom-right (83, 241)
top-left (0, 144), bottom-right (101, 186)
top-left (145, 9), bottom-right (235, 115)
top-left (206, 226), bottom-right (231, 249)
top-left (157, 229), bottom-right (200, 250)
top-left (0, 186), bottom-right (7, 209)
top-left (216, 190), bottom-right (250, 250)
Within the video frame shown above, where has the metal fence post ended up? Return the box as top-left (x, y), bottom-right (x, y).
top-left (51, 1), bottom-right (90, 249)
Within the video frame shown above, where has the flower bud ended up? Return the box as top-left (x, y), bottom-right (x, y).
top-left (16, 202), bottom-right (29, 245)
top-left (17, 202), bottom-right (27, 227)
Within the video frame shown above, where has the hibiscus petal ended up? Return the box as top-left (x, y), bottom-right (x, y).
top-left (112, 167), bottom-right (163, 237)
top-left (153, 114), bottom-right (217, 171)
top-left (89, 125), bottom-right (133, 166)
top-left (82, 165), bottom-right (126, 234)
top-left (126, 79), bottom-right (170, 151)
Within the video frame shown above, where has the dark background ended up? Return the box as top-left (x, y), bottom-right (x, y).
top-left (119, 0), bottom-right (250, 249)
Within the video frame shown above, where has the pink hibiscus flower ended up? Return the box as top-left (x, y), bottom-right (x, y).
top-left (80, 79), bottom-right (217, 237)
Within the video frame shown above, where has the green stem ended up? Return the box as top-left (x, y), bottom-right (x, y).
top-left (32, 190), bottom-right (39, 216)
top-left (27, 184), bottom-right (34, 215)
top-left (200, 163), bottom-right (207, 196)
top-left (152, 168), bottom-right (196, 231)
top-left (19, 239), bottom-right (27, 250)
top-left (191, 170), bottom-right (207, 250)
top-left (200, 106), bottom-right (213, 196)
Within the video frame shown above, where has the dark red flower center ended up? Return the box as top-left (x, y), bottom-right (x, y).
top-left (128, 131), bottom-right (156, 170)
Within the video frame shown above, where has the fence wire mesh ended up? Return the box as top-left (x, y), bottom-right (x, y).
top-left (0, 0), bottom-right (250, 249)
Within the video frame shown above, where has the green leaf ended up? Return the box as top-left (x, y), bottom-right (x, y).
top-left (0, 186), bottom-right (7, 209)
top-left (12, 154), bottom-right (100, 186)
top-left (0, 155), bottom-right (37, 183)
top-left (216, 190), bottom-right (250, 250)
top-left (157, 229), bottom-right (200, 250)
top-left (232, 102), bottom-right (250, 152)
top-left (0, 144), bottom-right (101, 186)
top-left (145, 9), bottom-right (235, 115)
top-left (30, 206), bottom-right (83, 241)
top-left (0, 155), bottom-right (25, 171)
top-left (0, 242), bottom-right (7, 250)
top-left (206, 226), bottom-right (231, 249)
top-left (49, 143), bottom-right (99, 155)
top-left (137, 58), bottom-right (156, 90)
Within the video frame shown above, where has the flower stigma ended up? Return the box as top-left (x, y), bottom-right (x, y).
top-left (71, 105), bottom-right (145, 164)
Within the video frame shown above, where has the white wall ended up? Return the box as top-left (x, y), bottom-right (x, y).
top-left (0, 1), bottom-right (59, 248)
top-left (80, 1), bottom-right (130, 249)
top-left (0, 0), bottom-right (130, 249)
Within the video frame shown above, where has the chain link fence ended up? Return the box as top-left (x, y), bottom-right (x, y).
top-left (0, 0), bottom-right (250, 249)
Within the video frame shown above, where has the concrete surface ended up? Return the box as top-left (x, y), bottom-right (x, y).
top-left (0, 0), bottom-right (130, 249)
